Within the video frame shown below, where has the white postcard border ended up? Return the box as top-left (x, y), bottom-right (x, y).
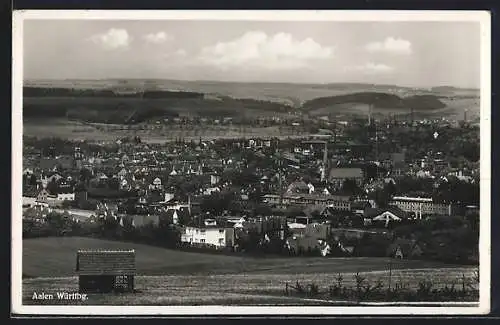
top-left (11, 10), bottom-right (492, 316)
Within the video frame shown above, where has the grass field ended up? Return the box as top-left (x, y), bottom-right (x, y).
top-left (23, 119), bottom-right (314, 143)
top-left (23, 237), bottom-right (464, 278)
top-left (21, 237), bottom-right (478, 305)
top-left (23, 269), bottom-right (478, 306)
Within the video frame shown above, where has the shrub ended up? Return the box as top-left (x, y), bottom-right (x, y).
top-left (416, 280), bottom-right (434, 299)
top-left (309, 283), bottom-right (320, 297)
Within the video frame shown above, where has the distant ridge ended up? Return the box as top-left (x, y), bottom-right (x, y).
top-left (302, 92), bottom-right (446, 111)
top-left (23, 78), bottom-right (479, 92)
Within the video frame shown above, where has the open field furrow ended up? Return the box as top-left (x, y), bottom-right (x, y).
top-left (22, 266), bottom-right (479, 306)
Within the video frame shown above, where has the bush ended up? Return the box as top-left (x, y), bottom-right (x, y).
top-left (290, 273), bottom-right (479, 302)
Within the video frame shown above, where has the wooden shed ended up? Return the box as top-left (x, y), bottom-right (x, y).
top-left (76, 249), bottom-right (136, 293)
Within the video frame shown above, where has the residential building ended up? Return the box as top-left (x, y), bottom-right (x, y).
top-left (389, 196), bottom-right (454, 218)
top-left (56, 192), bottom-right (75, 201)
top-left (181, 226), bottom-right (235, 248)
top-left (364, 206), bottom-right (409, 226)
top-left (262, 193), bottom-right (351, 211)
top-left (328, 167), bottom-right (364, 188)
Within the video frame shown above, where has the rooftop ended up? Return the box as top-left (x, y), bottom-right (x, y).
top-left (392, 196), bottom-right (434, 203)
top-left (329, 167), bottom-right (363, 179)
top-left (76, 249), bottom-right (136, 275)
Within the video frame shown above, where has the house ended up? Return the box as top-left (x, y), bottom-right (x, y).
top-left (364, 206), bottom-right (408, 227)
top-left (36, 188), bottom-right (50, 203)
top-left (95, 172), bottom-right (109, 183)
top-left (46, 173), bottom-right (63, 184)
top-left (390, 196), bottom-right (454, 218)
top-left (147, 190), bottom-right (164, 204)
top-left (210, 174), bottom-right (221, 185)
top-left (203, 187), bottom-right (220, 195)
top-left (124, 214), bottom-right (160, 227)
top-left (76, 249), bottom-right (135, 293)
top-left (163, 192), bottom-right (175, 203)
top-left (286, 180), bottom-right (310, 194)
top-left (121, 154), bottom-right (130, 164)
top-left (292, 223), bottom-right (330, 239)
top-left (286, 236), bottom-right (331, 257)
top-left (117, 168), bottom-right (128, 178)
top-left (23, 168), bottom-right (34, 176)
top-left (328, 167), bottom-right (364, 188)
top-left (263, 193), bottom-right (351, 211)
top-left (169, 167), bottom-right (178, 176)
top-left (386, 239), bottom-right (423, 259)
top-left (223, 216), bottom-right (247, 228)
top-left (120, 178), bottom-right (132, 191)
top-left (181, 225), bottom-right (235, 249)
top-left (416, 170), bottom-right (432, 178)
top-left (351, 201), bottom-right (373, 215)
top-left (56, 192), bottom-right (75, 201)
top-left (163, 207), bottom-right (190, 225)
top-left (96, 202), bottom-right (119, 217)
top-left (149, 177), bottom-right (163, 190)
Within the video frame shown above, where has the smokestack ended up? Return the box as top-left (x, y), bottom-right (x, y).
top-left (464, 109), bottom-right (468, 123)
top-left (368, 104), bottom-right (372, 125)
top-left (322, 141), bottom-right (328, 182)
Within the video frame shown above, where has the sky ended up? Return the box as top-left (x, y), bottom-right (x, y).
top-left (23, 19), bottom-right (481, 88)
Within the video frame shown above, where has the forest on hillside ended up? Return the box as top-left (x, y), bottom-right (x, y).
top-left (24, 87), bottom-right (448, 125)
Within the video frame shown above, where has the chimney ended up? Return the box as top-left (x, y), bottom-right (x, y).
top-left (368, 104), bottom-right (372, 125)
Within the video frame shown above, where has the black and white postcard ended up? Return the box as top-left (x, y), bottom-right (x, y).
top-left (11, 10), bottom-right (491, 315)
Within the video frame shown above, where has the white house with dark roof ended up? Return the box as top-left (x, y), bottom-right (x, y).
top-left (181, 225), bottom-right (235, 248)
top-left (149, 177), bottom-right (163, 190)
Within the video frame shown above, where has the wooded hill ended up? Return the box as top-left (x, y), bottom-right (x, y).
top-left (23, 87), bottom-right (448, 124)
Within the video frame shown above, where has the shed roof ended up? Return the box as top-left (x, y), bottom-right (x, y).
top-left (76, 250), bottom-right (136, 275)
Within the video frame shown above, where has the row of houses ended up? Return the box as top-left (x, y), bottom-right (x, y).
top-left (262, 193), bottom-right (353, 211)
top-left (175, 216), bottom-right (424, 260)
top-left (263, 192), bottom-right (456, 218)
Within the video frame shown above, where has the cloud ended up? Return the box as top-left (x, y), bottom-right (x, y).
top-left (143, 31), bottom-right (173, 44)
top-left (365, 37), bottom-right (412, 55)
top-left (346, 62), bottom-right (394, 74)
top-left (161, 49), bottom-right (188, 61)
top-left (197, 31), bottom-right (334, 70)
top-left (90, 28), bottom-right (131, 50)
top-left (175, 49), bottom-right (187, 57)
